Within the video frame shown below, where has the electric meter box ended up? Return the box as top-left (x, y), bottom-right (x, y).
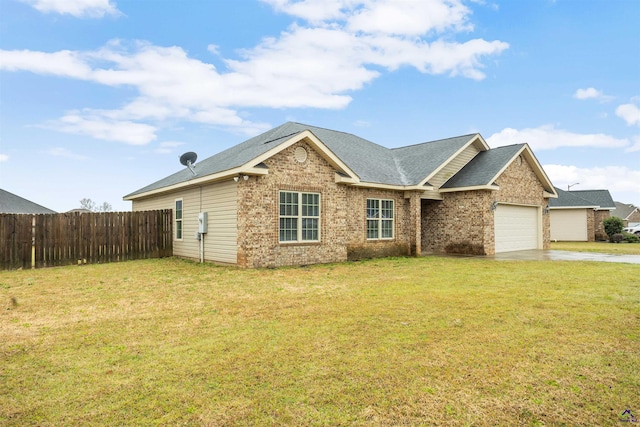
top-left (198, 212), bottom-right (208, 233)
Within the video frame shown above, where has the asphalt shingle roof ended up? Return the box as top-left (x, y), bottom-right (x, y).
top-left (549, 187), bottom-right (615, 209)
top-left (612, 201), bottom-right (639, 219)
top-left (569, 189), bottom-right (616, 209)
top-left (129, 122), bottom-right (562, 201)
top-left (0, 189), bottom-right (57, 214)
top-left (440, 144), bottom-right (525, 189)
top-left (126, 122), bottom-right (482, 198)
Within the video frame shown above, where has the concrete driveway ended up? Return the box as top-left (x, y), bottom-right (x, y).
top-left (491, 249), bottom-right (640, 264)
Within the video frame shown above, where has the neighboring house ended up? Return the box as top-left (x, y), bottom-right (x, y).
top-left (124, 122), bottom-right (557, 268)
top-left (549, 187), bottom-right (615, 241)
top-left (0, 188), bottom-right (57, 214)
top-left (611, 201), bottom-right (640, 227)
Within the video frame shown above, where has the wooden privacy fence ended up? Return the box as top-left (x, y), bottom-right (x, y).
top-left (0, 210), bottom-right (173, 270)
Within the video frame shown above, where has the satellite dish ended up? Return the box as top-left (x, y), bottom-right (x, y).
top-left (179, 152), bottom-right (198, 176)
top-left (180, 152), bottom-right (197, 166)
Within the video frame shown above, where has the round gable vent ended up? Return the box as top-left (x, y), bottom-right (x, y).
top-left (294, 146), bottom-right (308, 163)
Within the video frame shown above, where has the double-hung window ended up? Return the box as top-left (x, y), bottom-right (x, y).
top-left (279, 191), bottom-right (320, 243)
top-left (366, 198), bottom-right (394, 240)
top-left (175, 199), bottom-right (183, 240)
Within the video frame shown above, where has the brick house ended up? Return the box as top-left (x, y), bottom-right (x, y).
top-left (549, 187), bottom-right (615, 241)
top-left (612, 202), bottom-right (640, 227)
top-left (124, 122), bottom-right (557, 268)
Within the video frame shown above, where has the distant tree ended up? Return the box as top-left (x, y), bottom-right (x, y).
top-left (79, 198), bottom-right (96, 211)
top-left (79, 198), bottom-right (113, 212)
top-left (97, 202), bottom-right (113, 212)
top-left (603, 216), bottom-right (624, 239)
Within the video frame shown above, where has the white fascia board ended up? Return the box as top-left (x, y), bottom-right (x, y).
top-left (349, 181), bottom-right (434, 191)
top-left (417, 134), bottom-right (487, 188)
top-left (123, 166), bottom-right (268, 201)
top-left (548, 206), bottom-right (598, 210)
top-left (482, 144), bottom-right (557, 197)
top-left (438, 184), bottom-right (499, 193)
top-left (245, 129), bottom-right (360, 182)
top-left (520, 145), bottom-right (557, 196)
top-left (544, 191), bottom-right (558, 199)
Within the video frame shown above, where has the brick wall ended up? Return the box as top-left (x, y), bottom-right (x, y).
top-left (422, 154), bottom-right (551, 255)
top-left (593, 210), bottom-right (610, 241)
top-left (236, 140), bottom-right (411, 268)
top-left (343, 187), bottom-right (414, 261)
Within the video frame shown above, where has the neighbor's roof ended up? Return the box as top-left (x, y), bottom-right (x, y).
top-left (612, 201), bottom-right (639, 220)
top-left (0, 188), bottom-right (57, 214)
top-left (125, 122), bottom-right (555, 199)
top-left (549, 187), bottom-right (615, 209)
top-left (569, 189), bottom-right (615, 209)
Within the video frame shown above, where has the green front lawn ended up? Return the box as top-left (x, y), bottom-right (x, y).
top-left (551, 241), bottom-right (640, 255)
top-left (1, 257), bottom-right (639, 425)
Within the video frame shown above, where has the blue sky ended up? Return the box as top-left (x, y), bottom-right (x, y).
top-left (1, 0), bottom-right (638, 212)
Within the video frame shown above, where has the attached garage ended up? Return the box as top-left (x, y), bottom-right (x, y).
top-left (494, 204), bottom-right (540, 253)
top-left (550, 209), bottom-right (587, 241)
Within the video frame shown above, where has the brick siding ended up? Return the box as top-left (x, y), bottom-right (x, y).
top-left (237, 142), bottom-right (551, 267)
top-left (422, 155), bottom-right (551, 256)
top-left (593, 210), bottom-right (610, 241)
top-left (236, 140), bottom-right (413, 268)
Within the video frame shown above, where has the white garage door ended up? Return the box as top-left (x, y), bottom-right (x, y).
top-left (550, 210), bottom-right (587, 241)
top-left (495, 204), bottom-right (539, 253)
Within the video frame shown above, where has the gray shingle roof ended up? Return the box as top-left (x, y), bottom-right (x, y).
top-left (570, 189), bottom-right (616, 209)
top-left (549, 187), bottom-right (615, 209)
top-left (549, 187), bottom-right (598, 208)
top-left (0, 189), bottom-right (57, 214)
top-left (440, 144), bottom-right (524, 189)
top-left (125, 122), bottom-right (481, 197)
top-left (391, 134), bottom-right (479, 185)
top-left (612, 201), bottom-right (639, 219)
top-left (126, 122), bottom-right (558, 200)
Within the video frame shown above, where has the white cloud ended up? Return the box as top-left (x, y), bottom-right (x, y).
top-left (0, 49), bottom-right (92, 78)
top-left (574, 87), bottom-right (600, 100)
top-left (0, 154), bottom-right (8, 162)
top-left (44, 112), bottom-right (157, 145)
top-left (544, 164), bottom-right (640, 204)
top-left (263, 0), bottom-right (351, 23)
top-left (346, 0), bottom-right (472, 35)
top-left (573, 87), bottom-right (613, 102)
top-left (487, 125), bottom-right (630, 151)
top-left (20, 0), bottom-right (121, 18)
top-left (155, 141), bottom-right (185, 154)
top-left (616, 103), bottom-right (640, 127)
top-left (1, 1), bottom-right (508, 143)
top-left (46, 147), bottom-right (88, 160)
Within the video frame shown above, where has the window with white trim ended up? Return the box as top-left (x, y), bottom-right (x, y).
top-left (279, 191), bottom-right (320, 243)
top-left (175, 199), bottom-right (183, 240)
top-left (366, 198), bottom-right (394, 239)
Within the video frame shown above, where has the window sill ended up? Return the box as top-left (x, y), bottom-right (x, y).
top-left (279, 241), bottom-right (321, 246)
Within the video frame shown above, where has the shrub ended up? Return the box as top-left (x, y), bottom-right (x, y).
top-left (611, 233), bottom-right (624, 243)
top-left (603, 217), bottom-right (624, 240)
top-left (623, 231), bottom-right (640, 243)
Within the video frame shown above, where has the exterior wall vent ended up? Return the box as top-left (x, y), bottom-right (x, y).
top-left (294, 146), bottom-right (308, 163)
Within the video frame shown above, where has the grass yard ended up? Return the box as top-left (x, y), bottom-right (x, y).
top-left (551, 241), bottom-right (640, 255)
top-left (1, 256), bottom-right (639, 426)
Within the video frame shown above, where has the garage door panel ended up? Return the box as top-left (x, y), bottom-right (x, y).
top-left (495, 205), bottom-right (539, 253)
top-left (550, 210), bottom-right (587, 241)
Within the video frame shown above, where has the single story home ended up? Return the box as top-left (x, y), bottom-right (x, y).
top-left (124, 122), bottom-right (557, 268)
top-left (0, 188), bottom-right (57, 214)
top-left (549, 187), bottom-right (615, 241)
top-left (611, 201), bottom-right (640, 227)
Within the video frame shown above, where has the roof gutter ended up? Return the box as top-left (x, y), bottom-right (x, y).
top-left (123, 166), bottom-right (269, 201)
